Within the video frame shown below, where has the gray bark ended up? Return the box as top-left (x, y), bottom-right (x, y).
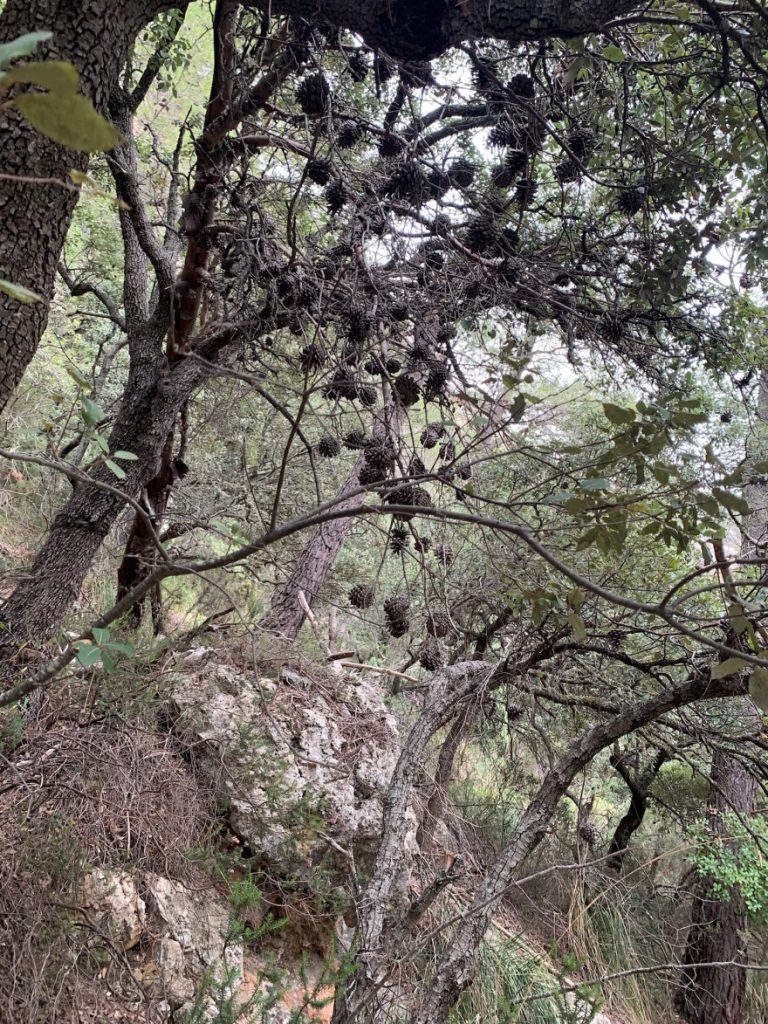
top-left (332, 662), bottom-right (744, 1024)
top-left (247, 0), bottom-right (643, 60)
top-left (0, 0), bottom-right (186, 412)
top-left (261, 404), bottom-right (404, 640)
top-left (409, 670), bottom-right (745, 1024)
top-left (259, 453), bottom-right (367, 640)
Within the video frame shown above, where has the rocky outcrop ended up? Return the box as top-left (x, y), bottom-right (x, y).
top-left (167, 650), bottom-right (416, 877)
top-left (81, 869), bottom-right (146, 951)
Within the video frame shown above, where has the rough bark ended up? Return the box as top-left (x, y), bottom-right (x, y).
top-left (332, 661), bottom-right (495, 1024)
top-left (247, 0), bottom-right (643, 60)
top-left (260, 404), bottom-right (404, 640)
top-left (0, 0), bottom-right (185, 412)
top-left (676, 751), bottom-right (758, 1024)
top-left (259, 454), bottom-right (367, 640)
top-left (0, 350), bottom-right (205, 664)
top-left (675, 368), bottom-right (768, 1024)
top-left (332, 662), bottom-right (743, 1024)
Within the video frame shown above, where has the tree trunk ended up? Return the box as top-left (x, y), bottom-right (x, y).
top-left (0, 0), bottom-right (184, 412)
top-left (248, 0), bottom-right (643, 60)
top-left (259, 453), bottom-right (366, 640)
top-left (0, 351), bottom-right (203, 667)
top-left (676, 751), bottom-right (757, 1024)
top-left (606, 746), bottom-right (667, 871)
top-left (260, 404), bottom-right (404, 640)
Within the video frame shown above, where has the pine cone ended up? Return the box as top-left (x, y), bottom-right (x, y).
top-left (384, 594), bottom-right (410, 636)
top-left (325, 179), bottom-right (348, 215)
top-left (418, 638), bottom-right (443, 671)
top-left (344, 429), bottom-right (370, 450)
top-left (567, 127), bottom-right (594, 159)
top-left (296, 74), bottom-right (331, 116)
top-left (299, 343), bottom-right (325, 373)
top-left (617, 186), bottom-right (645, 216)
top-left (515, 177), bottom-right (538, 207)
top-left (378, 133), bottom-right (405, 159)
top-left (393, 375), bottom-right (420, 406)
top-left (426, 611), bottom-right (452, 637)
top-left (336, 120), bottom-right (366, 149)
top-left (389, 526), bottom-right (409, 554)
top-left (356, 383), bottom-right (378, 407)
top-left (424, 366), bottom-right (450, 401)
top-left (383, 161), bottom-right (426, 205)
top-left (509, 72), bottom-right (535, 99)
top-left (420, 423), bottom-right (444, 449)
top-left (447, 157), bottom-right (476, 189)
top-left (579, 821), bottom-right (600, 847)
top-left (465, 211), bottom-right (500, 253)
top-left (347, 51), bottom-right (369, 82)
top-left (409, 454), bottom-right (427, 476)
top-left (349, 583), bottom-right (375, 609)
top-left (555, 160), bottom-right (581, 183)
top-left (317, 435), bottom-right (341, 458)
top-left (306, 158), bottom-right (332, 185)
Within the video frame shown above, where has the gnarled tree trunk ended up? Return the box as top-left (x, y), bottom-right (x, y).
top-left (0, 0), bottom-right (185, 412)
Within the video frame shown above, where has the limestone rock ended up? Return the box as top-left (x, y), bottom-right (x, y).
top-left (81, 868), bottom-right (145, 950)
top-left (146, 873), bottom-right (243, 1014)
top-left (167, 658), bottom-right (414, 875)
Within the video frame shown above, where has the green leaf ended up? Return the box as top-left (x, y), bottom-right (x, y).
top-left (602, 45), bottom-right (626, 63)
top-left (101, 650), bottom-right (117, 674)
top-left (580, 477), bottom-right (612, 491)
top-left (94, 433), bottom-right (109, 453)
top-left (1, 60), bottom-right (79, 93)
top-left (711, 657), bottom-right (750, 680)
top-left (0, 278), bottom-right (42, 304)
top-left (15, 91), bottom-right (122, 152)
top-left (75, 642), bottom-right (101, 668)
top-left (0, 31), bottom-right (52, 69)
top-left (749, 667), bottom-right (768, 712)
top-left (104, 640), bottom-right (133, 657)
top-left (567, 587), bottom-right (585, 611)
top-left (603, 402), bottom-right (635, 425)
top-left (544, 490), bottom-right (577, 504)
top-left (566, 611), bottom-right (587, 641)
top-left (113, 450), bottom-right (138, 461)
top-left (712, 487), bottom-right (750, 515)
top-left (104, 458), bottom-right (126, 480)
top-left (65, 365), bottom-right (91, 388)
top-left (92, 626), bottom-right (110, 644)
top-left (81, 396), bottom-right (103, 427)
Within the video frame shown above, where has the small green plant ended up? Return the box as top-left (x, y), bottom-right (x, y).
top-left (688, 812), bottom-right (768, 922)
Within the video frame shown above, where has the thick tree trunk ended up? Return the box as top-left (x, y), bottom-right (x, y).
top-left (676, 751), bottom-right (757, 1024)
top-left (0, 0), bottom-right (184, 411)
top-left (248, 0), bottom-right (643, 60)
top-left (0, 352), bottom-right (203, 666)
